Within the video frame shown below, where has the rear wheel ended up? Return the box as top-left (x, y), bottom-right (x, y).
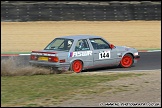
top-left (71, 60), bottom-right (83, 73)
top-left (119, 54), bottom-right (133, 68)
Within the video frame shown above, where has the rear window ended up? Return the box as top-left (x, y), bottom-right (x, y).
top-left (44, 38), bottom-right (74, 51)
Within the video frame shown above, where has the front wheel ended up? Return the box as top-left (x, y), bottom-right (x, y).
top-left (119, 54), bottom-right (133, 68)
top-left (71, 60), bottom-right (83, 73)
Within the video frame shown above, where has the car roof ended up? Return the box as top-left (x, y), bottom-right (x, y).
top-left (56, 35), bottom-right (102, 40)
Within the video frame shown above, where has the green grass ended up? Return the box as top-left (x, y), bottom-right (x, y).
top-left (1, 73), bottom-right (144, 107)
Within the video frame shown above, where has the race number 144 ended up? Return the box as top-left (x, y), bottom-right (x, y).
top-left (99, 51), bottom-right (110, 59)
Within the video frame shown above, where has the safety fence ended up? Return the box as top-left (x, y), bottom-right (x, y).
top-left (1, 1), bottom-right (161, 21)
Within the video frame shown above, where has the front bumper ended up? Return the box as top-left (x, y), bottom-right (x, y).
top-left (29, 60), bottom-right (70, 71)
top-left (134, 55), bottom-right (140, 59)
top-left (133, 55), bottom-right (140, 63)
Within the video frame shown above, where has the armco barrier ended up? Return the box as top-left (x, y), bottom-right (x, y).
top-left (1, 1), bottom-right (161, 21)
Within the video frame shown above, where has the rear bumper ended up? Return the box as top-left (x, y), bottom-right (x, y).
top-left (29, 60), bottom-right (70, 71)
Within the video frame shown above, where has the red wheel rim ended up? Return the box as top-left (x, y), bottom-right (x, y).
top-left (72, 60), bottom-right (82, 73)
top-left (121, 55), bottom-right (133, 67)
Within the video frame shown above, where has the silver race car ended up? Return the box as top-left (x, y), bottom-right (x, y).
top-left (29, 35), bottom-right (140, 73)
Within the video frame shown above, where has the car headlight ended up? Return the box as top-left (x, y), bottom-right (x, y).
top-left (134, 52), bottom-right (138, 56)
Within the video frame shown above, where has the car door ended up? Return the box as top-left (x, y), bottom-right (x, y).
top-left (89, 38), bottom-right (118, 67)
top-left (69, 39), bottom-right (94, 68)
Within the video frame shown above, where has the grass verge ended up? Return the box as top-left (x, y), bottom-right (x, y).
top-left (1, 73), bottom-right (144, 107)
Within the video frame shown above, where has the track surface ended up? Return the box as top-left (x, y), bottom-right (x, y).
top-left (1, 51), bottom-right (161, 72)
top-left (88, 51), bottom-right (161, 72)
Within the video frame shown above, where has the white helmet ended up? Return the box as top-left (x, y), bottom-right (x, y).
top-left (68, 40), bottom-right (72, 46)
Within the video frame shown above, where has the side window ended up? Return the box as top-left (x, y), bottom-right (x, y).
top-left (75, 39), bottom-right (90, 51)
top-left (89, 38), bottom-right (110, 50)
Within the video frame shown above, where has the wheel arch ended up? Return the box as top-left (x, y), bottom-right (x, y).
top-left (122, 52), bottom-right (134, 63)
top-left (70, 58), bottom-right (84, 64)
top-left (126, 53), bottom-right (134, 58)
top-left (122, 52), bottom-right (134, 59)
top-left (69, 58), bottom-right (84, 70)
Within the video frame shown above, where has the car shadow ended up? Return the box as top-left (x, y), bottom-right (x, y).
top-left (82, 66), bottom-right (119, 72)
top-left (82, 65), bottom-right (136, 72)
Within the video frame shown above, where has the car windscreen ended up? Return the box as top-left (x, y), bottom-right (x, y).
top-left (44, 38), bottom-right (74, 51)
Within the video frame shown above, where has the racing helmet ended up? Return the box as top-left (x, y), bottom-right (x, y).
top-left (68, 40), bottom-right (72, 46)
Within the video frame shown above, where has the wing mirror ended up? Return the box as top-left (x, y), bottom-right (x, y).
top-left (110, 44), bottom-right (115, 49)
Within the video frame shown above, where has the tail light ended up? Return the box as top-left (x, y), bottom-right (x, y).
top-left (30, 55), bottom-right (37, 60)
top-left (48, 56), bottom-right (59, 62)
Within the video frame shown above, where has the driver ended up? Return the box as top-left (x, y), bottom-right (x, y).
top-left (68, 40), bottom-right (72, 47)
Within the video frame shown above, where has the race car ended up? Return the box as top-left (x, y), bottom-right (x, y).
top-left (29, 35), bottom-right (140, 73)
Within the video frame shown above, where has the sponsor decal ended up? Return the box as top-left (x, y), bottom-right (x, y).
top-left (69, 51), bottom-right (92, 57)
top-left (99, 51), bottom-right (110, 59)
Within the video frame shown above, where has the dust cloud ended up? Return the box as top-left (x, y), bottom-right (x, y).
top-left (1, 57), bottom-right (60, 76)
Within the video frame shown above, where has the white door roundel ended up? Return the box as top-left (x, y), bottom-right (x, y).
top-left (99, 51), bottom-right (111, 59)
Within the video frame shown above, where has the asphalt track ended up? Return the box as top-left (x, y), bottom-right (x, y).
top-left (1, 51), bottom-right (161, 72)
top-left (88, 51), bottom-right (161, 72)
